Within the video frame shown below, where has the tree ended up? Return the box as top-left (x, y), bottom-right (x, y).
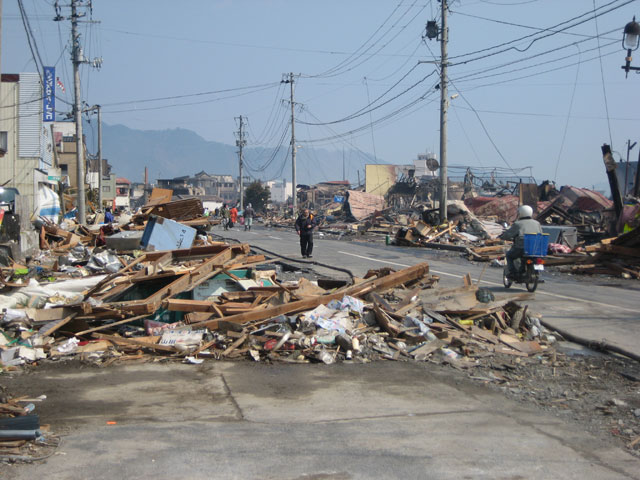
top-left (244, 181), bottom-right (270, 211)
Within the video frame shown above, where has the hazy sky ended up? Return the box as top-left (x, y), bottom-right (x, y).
top-left (2, 0), bottom-right (639, 189)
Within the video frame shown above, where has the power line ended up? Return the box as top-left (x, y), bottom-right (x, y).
top-left (298, 67), bottom-right (436, 126)
top-left (302, 2), bottom-right (407, 79)
top-left (553, 43), bottom-right (582, 183)
top-left (448, 0), bottom-right (634, 66)
top-left (592, 0), bottom-right (614, 147)
top-left (102, 84), bottom-right (279, 114)
top-left (451, 35), bottom-right (619, 85)
top-left (100, 82), bottom-right (280, 107)
top-left (305, 1), bottom-right (430, 79)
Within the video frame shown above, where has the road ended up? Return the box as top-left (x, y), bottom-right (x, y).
top-left (4, 361), bottom-right (640, 480)
top-left (221, 224), bottom-right (640, 358)
top-left (4, 224), bottom-right (640, 479)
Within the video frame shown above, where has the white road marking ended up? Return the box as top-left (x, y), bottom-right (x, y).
top-left (338, 251), bottom-right (637, 313)
top-left (268, 235), bottom-right (282, 240)
top-left (338, 251), bottom-right (410, 268)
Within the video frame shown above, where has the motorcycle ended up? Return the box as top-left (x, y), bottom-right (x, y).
top-left (503, 255), bottom-right (545, 292)
top-left (503, 233), bottom-right (549, 293)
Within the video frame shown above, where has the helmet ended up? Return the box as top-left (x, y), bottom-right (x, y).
top-left (518, 205), bottom-right (533, 219)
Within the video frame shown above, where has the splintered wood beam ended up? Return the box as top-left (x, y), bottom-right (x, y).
top-left (165, 299), bottom-right (218, 312)
top-left (75, 314), bottom-right (152, 336)
top-left (38, 313), bottom-right (78, 337)
top-left (93, 333), bottom-right (176, 352)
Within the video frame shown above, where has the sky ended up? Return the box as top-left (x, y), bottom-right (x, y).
top-left (2, 0), bottom-right (640, 189)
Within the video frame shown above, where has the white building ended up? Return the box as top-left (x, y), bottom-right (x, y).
top-left (414, 151), bottom-right (438, 178)
top-left (265, 180), bottom-right (292, 204)
top-left (0, 73), bottom-right (58, 219)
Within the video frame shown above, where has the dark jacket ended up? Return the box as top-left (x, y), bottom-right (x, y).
top-left (500, 217), bottom-right (542, 248)
top-left (244, 206), bottom-right (255, 219)
top-left (295, 214), bottom-right (316, 235)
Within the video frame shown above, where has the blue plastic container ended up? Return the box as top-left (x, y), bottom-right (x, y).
top-left (523, 233), bottom-right (549, 257)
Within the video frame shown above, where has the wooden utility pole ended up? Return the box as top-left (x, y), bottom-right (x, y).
top-left (289, 73), bottom-right (297, 214)
top-left (71, 0), bottom-right (86, 224)
top-left (235, 115), bottom-right (246, 210)
top-left (97, 104), bottom-right (103, 208)
top-left (439, 0), bottom-right (449, 224)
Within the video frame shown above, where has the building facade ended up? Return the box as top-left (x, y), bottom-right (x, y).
top-left (0, 73), bottom-right (57, 217)
top-left (157, 171), bottom-right (238, 202)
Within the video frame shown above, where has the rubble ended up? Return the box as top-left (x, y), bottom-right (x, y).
top-left (263, 178), bottom-right (640, 280)
top-left (1, 216), bottom-right (556, 372)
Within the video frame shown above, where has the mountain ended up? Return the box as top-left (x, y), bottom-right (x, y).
top-left (84, 121), bottom-right (376, 185)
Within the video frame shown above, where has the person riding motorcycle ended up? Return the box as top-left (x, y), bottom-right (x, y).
top-left (500, 205), bottom-right (542, 278)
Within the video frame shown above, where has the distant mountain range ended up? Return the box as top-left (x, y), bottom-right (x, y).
top-left (84, 122), bottom-right (376, 186)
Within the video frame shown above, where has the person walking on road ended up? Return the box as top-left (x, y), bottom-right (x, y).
top-left (244, 203), bottom-right (255, 231)
top-left (295, 208), bottom-right (316, 258)
top-left (229, 205), bottom-right (238, 229)
top-left (220, 204), bottom-right (230, 230)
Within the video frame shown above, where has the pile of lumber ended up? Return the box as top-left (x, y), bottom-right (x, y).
top-left (566, 226), bottom-right (640, 279)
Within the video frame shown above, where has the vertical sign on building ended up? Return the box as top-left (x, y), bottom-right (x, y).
top-left (43, 66), bottom-right (55, 122)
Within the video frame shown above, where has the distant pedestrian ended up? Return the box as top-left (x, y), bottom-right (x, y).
top-left (229, 205), bottom-right (238, 229)
top-left (244, 203), bottom-right (255, 231)
top-left (220, 204), bottom-right (230, 230)
top-left (295, 208), bottom-right (316, 258)
top-left (104, 207), bottom-right (114, 224)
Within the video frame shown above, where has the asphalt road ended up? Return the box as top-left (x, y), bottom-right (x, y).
top-left (4, 225), bottom-right (640, 479)
top-left (220, 224), bottom-right (640, 358)
top-left (4, 362), bottom-right (640, 480)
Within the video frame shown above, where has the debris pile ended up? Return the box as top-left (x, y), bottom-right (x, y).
top-left (559, 225), bottom-right (640, 279)
top-left (1, 230), bottom-right (555, 369)
top-left (0, 391), bottom-right (56, 463)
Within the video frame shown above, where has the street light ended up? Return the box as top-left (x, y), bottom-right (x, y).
top-left (622, 16), bottom-right (640, 77)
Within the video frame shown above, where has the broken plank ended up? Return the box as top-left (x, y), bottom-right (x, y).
top-left (222, 334), bottom-right (247, 357)
top-left (165, 299), bottom-right (217, 312)
top-left (75, 314), bottom-right (152, 336)
top-left (93, 333), bottom-right (176, 352)
top-left (38, 313), bottom-right (78, 337)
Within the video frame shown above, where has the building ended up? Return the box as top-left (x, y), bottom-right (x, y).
top-left (157, 172), bottom-right (238, 202)
top-left (298, 180), bottom-right (350, 208)
top-left (87, 157), bottom-right (117, 208)
top-left (365, 152), bottom-right (438, 197)
top-left (264, 180), bottom-right (292, 204)
top-left (0, 73), bottom-right (57, 217)
top-left (115, 177), bottom-right (131, 210)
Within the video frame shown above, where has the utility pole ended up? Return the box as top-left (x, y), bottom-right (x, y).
top-left (342, 147), bottom-right (346, 181)
top-left (55, 0), bottom-right (102, 224)
top-left (71, 0), bottom-right (86, 224)
top-left (282, 73), bottom-right (297, 214)
top-left (439, 0), bottom-right (449, 224)
top-left (97, 104), bottom-right (103, 208)
top-left (235, 115), bottom-right (247, 210)
top-left (83, 104), bottom-right (103, 209)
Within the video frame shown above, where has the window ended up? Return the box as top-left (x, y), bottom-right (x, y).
top-left (61, 164), bottom-right (68, 175)
top-left (0, 132), bottom-right (7, 154)
top-left (102, 186), bottom-right (111, 192)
